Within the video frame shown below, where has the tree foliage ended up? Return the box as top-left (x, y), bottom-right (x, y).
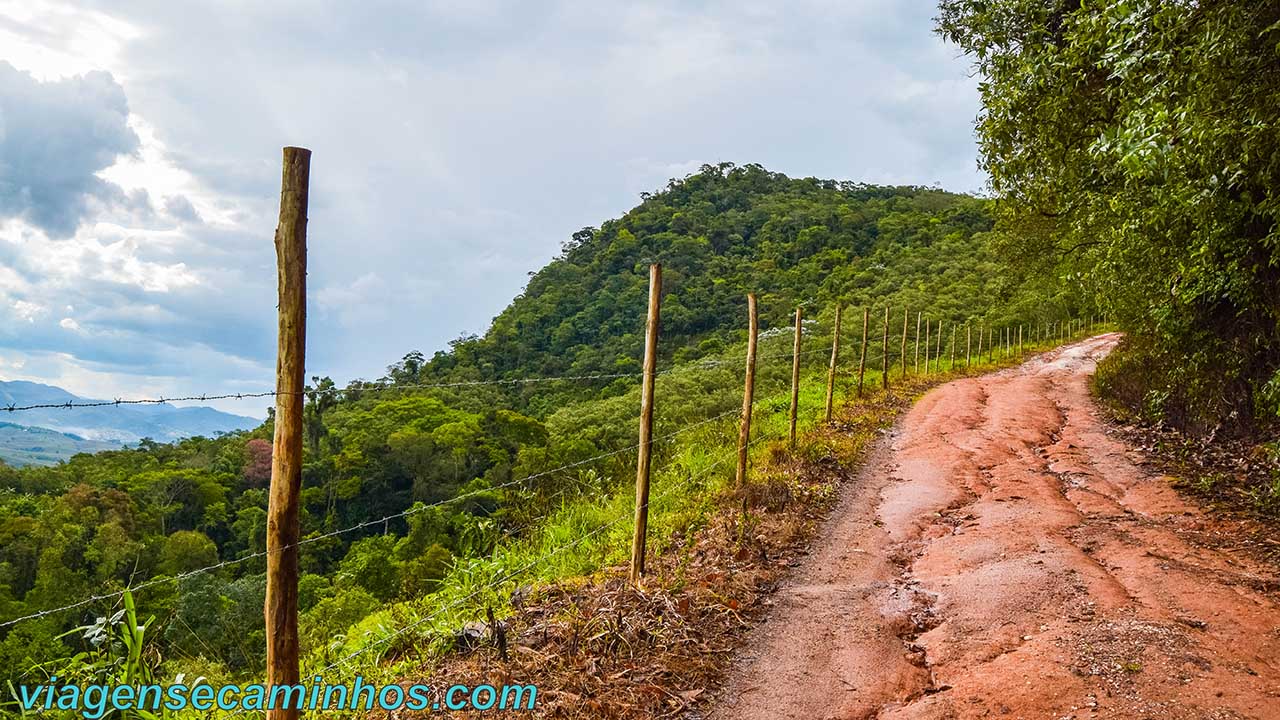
top-left (937, 0), bottom-right (1280, 433)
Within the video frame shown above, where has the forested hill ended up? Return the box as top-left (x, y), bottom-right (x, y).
top-left (409, 163), bottom-right (1002, 410)
top-left (2, 163), bottom-right (1067, 683)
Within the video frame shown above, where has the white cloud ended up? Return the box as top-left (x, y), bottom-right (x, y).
top-left (12, 300), bottom-right (44, 323)
top-left (0, 0), bottom-right (982, 415)
top-left (0, 0), bottom-right (138, 81)
top-left (10, 221), bottom-right (199, 292)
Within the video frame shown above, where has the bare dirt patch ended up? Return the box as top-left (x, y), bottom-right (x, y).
top-left (708, 334), bottom-right (1280, 719)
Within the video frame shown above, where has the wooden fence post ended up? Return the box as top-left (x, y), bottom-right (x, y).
top-left (266, 146), bottom-right (309, 720)
top-left (923, 317), bottom-right (931, 374)
top-left (900, 309), bottom-right (909, 380)
top-left (987, 326), bottom-right (994, 362)
top-left (936, 321), bottom-right (944, 373)
top-left (975, 323), bottom-right (984, 365)
top-left (824, 306), bottom-right (841, 422)
top-left (735, 294), bottom-right (758, 488)
top-left (1019, 324), bottom-right (1024, 355)
top-left (914, 311), bottom-right (922, 375)
top-left (965, 323), bottom-right (972, 369)
top-left (629, 263), bottom-right (662, 584)
top-left (788, 306), bottom-right (802, 447)
top-left (880, 306), bottom-right (890, 392)
top-left (857, 307), bottom-right (869, 397)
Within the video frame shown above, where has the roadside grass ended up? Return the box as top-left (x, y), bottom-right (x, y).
top-left (305, 326), bottom-right (1079, 713)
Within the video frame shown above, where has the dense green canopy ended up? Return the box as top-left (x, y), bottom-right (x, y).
top-left (937, 0), bottom-right (1280, 433)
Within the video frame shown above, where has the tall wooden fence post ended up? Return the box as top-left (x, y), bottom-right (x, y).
top-left (824, 306), bottom-right (842, 422)
top-left (900, 309), bottom-right (909, 380)
top-left (788, 306), bottom-right (802, 447)
top-left (880, 306), bottom-right (890, 392)
top-left (936, 321), bottom-right (944, 373)
top-left (965, 322), bottom-right (972, 369)
top-left (923, 317), bottom-right (931, 374)
top-left (987, 326), bottom-right (994, 362)
top-left (735, 294), bottom-right (759, 488)
top-left (914, 311), bottom-right (922, 375)
top-left (857, 307), bottom-right (869, 397)
top-left (266, 146), bottom-right (309, 720)
top-left (629, 263), bottom-right (662, 584)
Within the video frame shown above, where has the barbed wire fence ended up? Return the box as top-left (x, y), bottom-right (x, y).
top-left (0, 383), bottom-right (778, 631)
top-left (0, 146), bottom-right (1101, 715)
top-left (0, 303), bottom-right (1088, 631)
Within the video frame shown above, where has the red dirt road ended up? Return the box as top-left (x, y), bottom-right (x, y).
top-left (708, 334), bottom-right (1280, 719)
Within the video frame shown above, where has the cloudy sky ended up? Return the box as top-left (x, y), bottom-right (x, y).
top-left (0, 0), bottom-right (981, 418)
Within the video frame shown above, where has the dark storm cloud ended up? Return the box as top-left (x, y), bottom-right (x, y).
top-left (0, 62), bottom-right (140, 236)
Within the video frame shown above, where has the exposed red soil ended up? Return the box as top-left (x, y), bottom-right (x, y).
top-left (707, 334), bottom-right (1280, 720)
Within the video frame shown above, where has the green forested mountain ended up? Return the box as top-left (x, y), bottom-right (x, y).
top-left (0, 164), bottom-right (1078, 685)
top-left (424, 164), bottom-right (996, 390)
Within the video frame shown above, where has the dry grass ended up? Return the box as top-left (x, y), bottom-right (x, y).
top-left (381, 377), bottom-right (962, 719)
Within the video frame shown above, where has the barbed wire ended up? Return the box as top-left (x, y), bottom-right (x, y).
top-left (0, 373), bottom-right (649, 413)
top-left (0, 344), bottom-right (811, 414)
top-left (318, 429), bottom-right (767, 676)
top-left (3, 316), bottom-right (1000, 414)
top-left (0, 301), bottom-right (1083, 630)
top-left (0, 401), bottom-right (756, 631)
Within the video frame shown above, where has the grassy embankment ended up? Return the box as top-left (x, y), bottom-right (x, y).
top-left (308, 318), bottom-right (1086, 710)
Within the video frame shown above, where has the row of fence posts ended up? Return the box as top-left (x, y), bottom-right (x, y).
top-left (258, 148), bottom-right (1104, 717)
top-left (622, 262), bottom-right (1099, 586)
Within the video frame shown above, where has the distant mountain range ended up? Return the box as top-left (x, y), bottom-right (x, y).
top-left (0, 422), bottom-right (120, 467)
top-left (0, 380), bottom-right (260, 466)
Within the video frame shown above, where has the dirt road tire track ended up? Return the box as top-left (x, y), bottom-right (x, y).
top-left (707, 334), bottom-right (1280, 720)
